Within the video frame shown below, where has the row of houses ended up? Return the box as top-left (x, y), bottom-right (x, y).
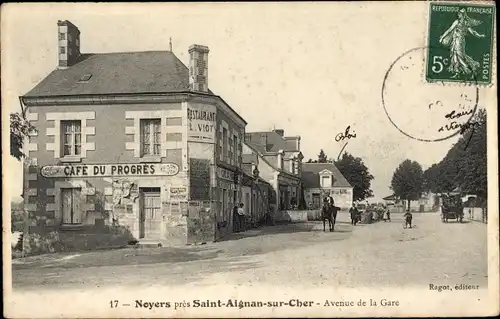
top-left (20, 20), bottom-right (353, 250)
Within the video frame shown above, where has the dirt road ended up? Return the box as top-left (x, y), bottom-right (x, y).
top-left (12, 211), bottom-right (488, 291)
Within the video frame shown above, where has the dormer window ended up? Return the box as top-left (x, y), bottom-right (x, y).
top-left (319, 169), bottom-right (334, 187)
top-left (78, 74), bottom-right (92, 83)
top-left (321, 175), bottom-right (332, 187)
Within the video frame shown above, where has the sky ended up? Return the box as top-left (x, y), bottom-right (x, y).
top-left (1, 2), bottom-right (493, 202)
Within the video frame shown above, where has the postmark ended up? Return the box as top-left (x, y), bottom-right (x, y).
top-left (382, 46), bottom-right (479, 142)
top-left (425, 2), bottom-right (495, 85)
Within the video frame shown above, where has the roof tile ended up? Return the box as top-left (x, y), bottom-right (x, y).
top-left (24, 51), bottom-right (201, 97)
top-left (301, 163), bottom-right (352, 188)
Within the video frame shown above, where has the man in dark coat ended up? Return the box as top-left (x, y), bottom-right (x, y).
top-left (349, 203), bottom-right (359, 226)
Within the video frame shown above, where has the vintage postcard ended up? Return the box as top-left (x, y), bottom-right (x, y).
top-left (2, 2), bottom-right (498, 318)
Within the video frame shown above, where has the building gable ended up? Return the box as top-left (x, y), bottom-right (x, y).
top-left (319, 169), bottom-right (333, 175)
top-left (302, 163), bottom-right (352, 189)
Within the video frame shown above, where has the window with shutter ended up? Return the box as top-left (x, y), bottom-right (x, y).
top-left (223, 128), bottom-right (228, 161)
top-left (61, 120), bottom-right (82, 157)
top-left (233, 135), bottom-right (238, 165)
top-left (140, 119), bottom-right (161, 157)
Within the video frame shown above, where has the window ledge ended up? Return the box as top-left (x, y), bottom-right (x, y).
top-left (60, 224), bottom-right (85, 231)
top-left (60, 156), bottom-right (82, 163)
top-left (140, 156), bottom-right (162, 163)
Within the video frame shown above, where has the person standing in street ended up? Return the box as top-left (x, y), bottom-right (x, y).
top-left (386, 205), bottom-right (391, 222)
top-left (349, 203), bottom-right (359, 226)
top-left (237, 203), bottom-right (246, 232)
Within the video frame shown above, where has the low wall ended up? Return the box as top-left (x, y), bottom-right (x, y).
top-left (463, 207), bottom-right (487, 223)
top-left (20, 225), bottom-right (135, 256)
top-left (275, 210), bottom-right (323, 222)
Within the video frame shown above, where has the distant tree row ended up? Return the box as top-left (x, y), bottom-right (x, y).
top-left (389, 109), bottom-right (487, 209)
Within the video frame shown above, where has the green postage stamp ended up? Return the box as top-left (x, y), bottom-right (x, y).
top-left (426, 2), bottom-right (495, 85)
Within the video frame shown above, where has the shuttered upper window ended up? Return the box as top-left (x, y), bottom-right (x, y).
top-left (61, 120), bottom-right (82, 157)
top-left (140, 119), bottom-right (161, 156)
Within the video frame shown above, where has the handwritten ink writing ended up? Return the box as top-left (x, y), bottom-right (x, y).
top-left (335, 125), bottom-right (356, 160)
top-left (438, 120), bottom-right (479, 134)
top-left (335, 126), bottom-right (357, 142)
top-left (444, 108), bottom-right (474, 120)
top-left (438, 107), bottom-right (480, 150)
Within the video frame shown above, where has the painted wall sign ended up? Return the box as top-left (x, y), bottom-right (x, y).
top-left (187, 104), bottom-right (216, 143)
top-left (330, 188), bottom-right (349, 195)
top-left (40, 163), bottom-right (179, 178)
top-left (218, 167), bottom-right (234, 181)
top-left (219, 180), bottom-right (236, 191)
top-left (170, 186), bottom-right (188, 201)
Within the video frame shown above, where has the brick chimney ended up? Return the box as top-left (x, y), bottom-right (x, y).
top-left (57, 20), bottom-right (81, 69)
top-left (277, 150), bottom-right (284, 170)
top-left (189, 44), bottom-right (209, 92)
top-left (260, 133), bottom-right (268, 151)
top-left (284, 136), bottom-right (301, 151)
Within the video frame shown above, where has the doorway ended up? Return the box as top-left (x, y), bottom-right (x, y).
top-left (61, 188), bottom-right (82, 225)
top-left (312, 193), bottom-right (321, 209)
top-left (139, 187), bottom-right (161, 239)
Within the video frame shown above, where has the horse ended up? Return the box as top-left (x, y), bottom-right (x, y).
top-left (322, 203), bottom-right (340, 232)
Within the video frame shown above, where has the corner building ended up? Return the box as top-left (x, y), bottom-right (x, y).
top-left (21, 20), bottom-right (246, 250)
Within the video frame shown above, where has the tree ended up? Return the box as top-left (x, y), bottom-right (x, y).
top-left (391, 160), bottom-right (425, 210)
top-left (455, 109), bottom-right (487, 199)
top-left (334, 152), bottom-right (374, 201)
top-left (10, 112), bottom-right (36, 161)
top-left (423, 109), bottom-right (487, 205)
top-left (317, 149), bottom-right (328, 163)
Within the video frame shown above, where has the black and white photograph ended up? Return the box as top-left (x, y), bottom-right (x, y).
top-left (2, 2), bottom-right (498, 318)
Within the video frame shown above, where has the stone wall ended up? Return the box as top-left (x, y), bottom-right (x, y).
top-left (22, 224), bottom-right (135, 256)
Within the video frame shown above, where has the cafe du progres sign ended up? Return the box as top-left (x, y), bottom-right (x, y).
top-left (41, 163), bottom-right (179, 178)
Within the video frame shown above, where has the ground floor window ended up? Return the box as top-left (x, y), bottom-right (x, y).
top-left (61, 188), bottom-right (82, 224)
top-left (245, 192), bottom-right (250, 215)
top-left (312, 193), bottom-right (321, 209)
top-left (279, 186), bottom-right (289, 210)
top-left (222, 188), bottom-right (227, 223)
top-left (218, 188), bottom-right (223, 222)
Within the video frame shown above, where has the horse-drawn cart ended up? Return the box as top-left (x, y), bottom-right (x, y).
top-left (441, 195), bottom-right (464, 223)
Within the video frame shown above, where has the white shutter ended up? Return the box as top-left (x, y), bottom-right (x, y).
top-left (219, 126), bottom-right (224, 161)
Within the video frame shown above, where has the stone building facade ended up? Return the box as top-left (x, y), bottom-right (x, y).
top-left (301, 163), bottom-right (353, 209)
top-left (243, 129), bottom-right (303, 215)
top-left (21, 20), bottom-right (246, 251)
